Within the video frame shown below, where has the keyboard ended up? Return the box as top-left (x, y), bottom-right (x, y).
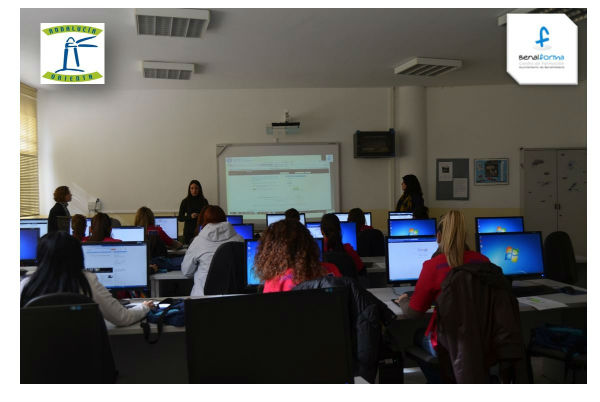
top-left (392, 288), bottom-right (414, 297)
top-left (511, 285), bottom-right (558, 298)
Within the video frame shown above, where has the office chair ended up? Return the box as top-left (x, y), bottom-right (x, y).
top-left (323, 250), bottom-right (358, 279)
top-left (544, 231), bottom-right (577, 285)
top-left (204, 241), bottom-right (249, 295)
top-left (22, 293), bottom-right (117, 383)
top-left (357, 228), bottom-right (385, 257)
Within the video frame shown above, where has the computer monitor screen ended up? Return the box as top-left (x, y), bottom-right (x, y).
top-left (20, 228), bottom-right (39, 266)
top-left (110, 226), bottom-right (145, 242)
top-left (475, 217), bottom-right (525, 234)
top-left (82, 242), bottom-right (148, 289)
top-left (306, 222), bottom-right (323, 239)
top-left (184, 288), bottom-right (353, 383)
top-left (340, 221), bottom-right (358, 251)
top-left (245, 239), bottom-right (261, 286)
top-left (335, 212), bottom-right (371, 226)
top-left (389, 212), bottom-right (413, 220)
top-left (20, 219), bottom-right (48, 237)
top-left (315, 238), bottom-right (324, 262)
top-left (389, 218), bottom-right (437, 237)
top-left (69, 218), bottom-right (92, 237)
top-left (226, 215), bottom-right (243, 225)
top-left (266, 213), bottom-right (306, 226)
top-left (233, 224), bottom-right (254, 240)
top-left (155, 217), bottom-right (178, 240)
top-left (386, 236), bottom-right (439, 283)
top-left (478, 232), bottom-right (544, 278)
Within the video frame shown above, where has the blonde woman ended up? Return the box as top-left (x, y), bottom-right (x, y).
top-left (395, 210), bottom-right (489, 377)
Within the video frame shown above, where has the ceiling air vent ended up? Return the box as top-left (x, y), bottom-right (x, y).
top-left (394, 57), bottom-right (462, 77)
top-left (136, 9), bottom-right (210, 38)
top-left (143, 62), bottom-right (195, 80)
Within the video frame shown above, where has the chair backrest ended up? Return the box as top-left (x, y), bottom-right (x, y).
top-left (22, 292), bottom-right (117, 383)
top-left (204, 241), bottom-right (247, 295)
top-left (147, 230), bottom-right (168, 258)
top-left (543, 231), bottom-right (577, 284)
top-left (323, 250), bottom-right (358, 279)
top-left (357, 228), bottom-right (385, 257)
top-left (436, 263), bottom-right (527, 383)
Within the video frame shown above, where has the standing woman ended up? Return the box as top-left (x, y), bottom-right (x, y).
top-left (48, 186), bottom-right (71, 232)
top-left (178, 180), bottom-right (209, 245)
top-left (395, 174), bottom-right (428, 218)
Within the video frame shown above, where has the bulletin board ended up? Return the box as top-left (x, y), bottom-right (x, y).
top-left (436, 158), bottom-right (470, 200)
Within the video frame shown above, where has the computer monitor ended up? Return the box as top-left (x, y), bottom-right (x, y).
top-left (266, 213), bottom-right (306, 226)
top-left (340, 221), bottom-right (358, 251)
top-left (334, 212), bottom-right (372, 227)
top-left (477, 232), bottom-right (545, 279)
top-left (226, 215), bottom-right (243, 225)
top-left (20, 218), bottom-right (48, 237)
top-left (110, 226), bottom-right (145, 242)
top-left (233, 224), bottom-right (254, 240)
top-left (184, 288), bottom-right (353, 383)
top-left (306, 222), bottom-right (323, 239)
top-left (245, 239), bottom-right (261, 287)
top-left (475, 216), bottom-right (525, 234)
top-left (69, 218), bottom-right (92, 237)
top-left (20, 228), bottom-right (39, 266)
top-left (388, 218), bottom-right (437, 237)
top-left (386, 236), bottom-right (439, 284)
top-left (155, 216), bottom-right (178, 240)
top-left (388, 212), bottom-right (413, 220)
top-left (81, 241), bottom-right (148, 289)
top-left (315, 238), bottom-right (324, 262)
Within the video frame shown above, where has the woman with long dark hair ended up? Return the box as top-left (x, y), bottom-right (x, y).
top-left (395, 174), bottom-right (428, 218)
top-left (20, 232), bottom-right (152, 326)
top-left (178, 180), bottom-right (209, 244)
top-left (321, 213), bottom-right (364, 274)
top-left (84, 213), bottom-right (121, 242)
top-left (254, 219), bottom-right (341, 292)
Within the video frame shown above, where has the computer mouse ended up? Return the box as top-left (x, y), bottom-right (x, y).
top-left (559, 286), bottom-right (576, 295)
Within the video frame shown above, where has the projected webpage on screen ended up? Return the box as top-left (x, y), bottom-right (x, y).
top-left (226, 155), bottom-right (335, 220)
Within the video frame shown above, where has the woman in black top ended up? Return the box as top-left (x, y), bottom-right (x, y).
top-left (48, 186), bottom-right (71, 232)
top-left (178, 180), bottom-right (208, 244)
top-left (395, 174), bottom-right (428, 218)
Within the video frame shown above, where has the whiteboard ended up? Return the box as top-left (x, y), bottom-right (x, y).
top-left (217, 143), bottom-right (340, 224)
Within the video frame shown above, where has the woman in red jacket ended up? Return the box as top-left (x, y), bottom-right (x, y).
top-left (395, 210), bottom-right (489, 382)
top-left (254, 219), bottom-right (341, 293)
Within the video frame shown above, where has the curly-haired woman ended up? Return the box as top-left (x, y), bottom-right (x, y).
top-left (254, 219), bottom-right (342, 293)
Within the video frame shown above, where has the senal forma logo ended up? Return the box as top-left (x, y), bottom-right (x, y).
top-left (40, 23), bottom-right (105, 85)
top-left (507, 14), bottom-right (577, 85)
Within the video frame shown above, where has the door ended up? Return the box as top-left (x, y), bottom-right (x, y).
top-left (557, 149), bottom-right (587, 257)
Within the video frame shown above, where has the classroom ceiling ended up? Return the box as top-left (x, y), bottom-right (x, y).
top-left (20, 8), bottom-right (587, 90)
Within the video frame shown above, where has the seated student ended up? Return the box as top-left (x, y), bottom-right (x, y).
top-left (70, 214), bottom-right (87, 242)
top-left (181, 205), bottom-right (244, 296)
top-left (284, 207), bottom-right (301, 221)
top-left (321, 213), bottom-right (364, 274)
top-left (134, 206), bottom-right (182, 250)
top-left (253, 219), bottom-right (341, 293)
top-left (20, 232), bottom-right (153, 327)
top-left (347, 208), bottom-right (373, 232)
top-left (394, 210), bottom-right (489, 382)
top-left (82, 213), bottom-right (122, 243)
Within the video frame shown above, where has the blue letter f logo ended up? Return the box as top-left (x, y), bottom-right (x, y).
top-left (536, 26), bottom-right (550, 48)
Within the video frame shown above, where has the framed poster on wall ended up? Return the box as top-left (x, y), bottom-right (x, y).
top-left (474, 158), bottom-right (509, 185)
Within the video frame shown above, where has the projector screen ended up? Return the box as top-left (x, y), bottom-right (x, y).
top-left (217, 143), bottom-right (340, 223)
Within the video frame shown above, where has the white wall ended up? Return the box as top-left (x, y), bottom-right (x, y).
top-left (37, 87), bottom-right (392, 214)
top-left (426, 82), bottom-right (587, 209)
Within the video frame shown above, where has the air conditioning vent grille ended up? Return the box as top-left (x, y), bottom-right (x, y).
top-left (136, 9), bottom-right (210, 38)
top-left (142, 62), bottom-right (195, 80)
top-left (394, 57), bottom-right (462, 77)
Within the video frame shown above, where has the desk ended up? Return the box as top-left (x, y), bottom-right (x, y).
top-left (149, 256), bottom-right (387, 297)
top-left (107, 279), bottom-right (586, 383)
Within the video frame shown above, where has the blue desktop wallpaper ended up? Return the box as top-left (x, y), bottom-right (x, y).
top-left (389, 219), bottom-right (436, 236)
top-left (20, 229), bottom-right (38, 261)
top-left (340, 222), bottom-right (357, 250)
top-left (478, 232), bottom-right (544, 276)
top-left (246, 240), bottom-right (261, 286)
top-left (476, 217), bottom-right (524, 234)
top-left (233, 224), bottom-right (253, 240)
top-left (227, 215), bottom-right (243, 225)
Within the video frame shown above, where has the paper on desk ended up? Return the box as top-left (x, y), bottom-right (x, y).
top-left (518, 296), bottom-right (568, 310)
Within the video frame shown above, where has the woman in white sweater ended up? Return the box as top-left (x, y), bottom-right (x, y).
top-left (181, 205), bottom-right (244, 296)
top-left (20, 232), bottom-right (152, 327)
